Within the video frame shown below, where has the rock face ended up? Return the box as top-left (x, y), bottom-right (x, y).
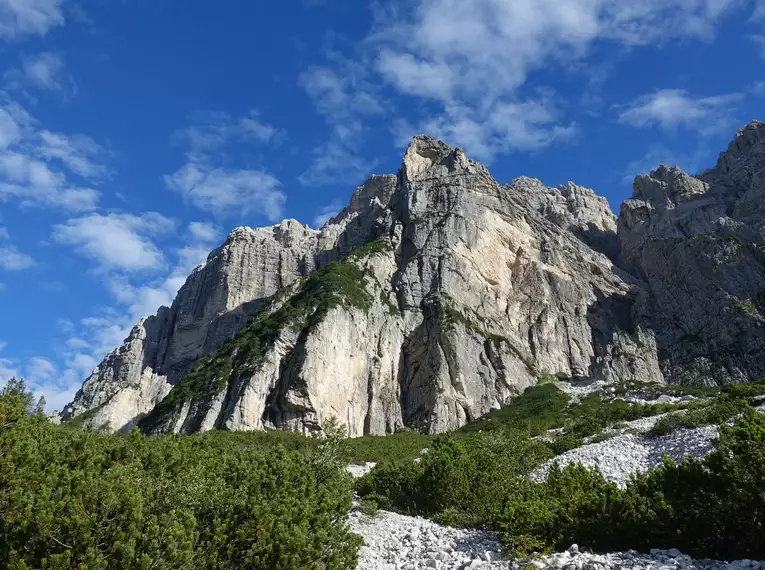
top-left (62, 123), bottom-right (765, 435)
top-left (619, 121), bottom-right (765, 385)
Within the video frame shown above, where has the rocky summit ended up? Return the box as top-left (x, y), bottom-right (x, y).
top-left (59, 121), bottom-right (765, 436)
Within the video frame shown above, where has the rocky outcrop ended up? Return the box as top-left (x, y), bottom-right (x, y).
top-left (619, 121), bottom-right (765, 385)
top-left (63, 123), bottom-right (765, 436)
top-left (506, 177), bottom-right (620, 259)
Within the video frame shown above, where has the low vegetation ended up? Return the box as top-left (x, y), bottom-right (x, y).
top-left (7, 376), bottom-right (765, 566)
top-left (458, 383), bottom-right (680, 440)
top-left (356, 407), bottom-right (765, 560)
top-left (1, 380), bottom-right (360, 570)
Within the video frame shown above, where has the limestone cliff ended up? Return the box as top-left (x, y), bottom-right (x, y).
top-left (62, 124), bottom-right (765, 435)
top-left (618, 121), bottom-right (765, 385)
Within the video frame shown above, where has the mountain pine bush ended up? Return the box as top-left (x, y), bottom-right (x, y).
top-left (0, 380), bottom-right (360, 570)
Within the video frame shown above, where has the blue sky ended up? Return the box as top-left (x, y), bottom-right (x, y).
top-left (0, 0), bottom-right (764, 411)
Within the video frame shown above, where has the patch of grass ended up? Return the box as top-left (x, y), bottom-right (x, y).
top-left (459, 384), bottom-right (570, 436)
top-left (357, 497), bottom-right (380, 517)
top-left (441, 303), bottom-right (511, 345)
top-left (459, 384), bottom-right (680, 440)
top-left (730, 298), bottom-right (760, 316)
top-left (650, 394), bottom-right (751, 436)
top-left (537, 373), bottom-right (557, 385)
top-left (349, 237), bottom-right (394, 260)
top-left (65, 404), bottom-right (106, 429)
top-left (345, 430), bottom-right (434, 465)
top-left (545, 434), bottom-right (584, 455)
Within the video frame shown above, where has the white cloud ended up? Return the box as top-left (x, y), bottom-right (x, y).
top-left (297, 121), bottom-right (377, 186)
top-left (38, 131), bottom-right (108, 179)
top-left (5, 51), bottom-right (76, 94)
top-left (0, 353), bottom-right (81, 414)
top-left (27, 356), bottom-right (56, 380)
top-left (173, 110), bottom-right (281, 157)
top-left (52, 212), bottom-right (175, 272)
top-left (622, 144), bottom-right (709, 184)
top-left (48, 217), bottom-right (222, 415)
top-left (0, 101), bottom-right (106, 212)
top-left (416, 99), bottom-right (577, 160)
top-left (65, 337), bottom-right (89, 350)
top-left (112, 222), bottom-right (222, 320)
top-left (0, 106), bottom-right (23, 149)
top-left (0, 357), bottom-right (17, 382)
top-left (299, 64), bottom-right (382, 185)
top-left (359, 0), bottom-right (747, 161)
top-left (188, 221), bottom-right (220, 243)
top-left (616, 89), bottom-right (743, 135)
top-left (166, 164), bottom-right (285, 221)
top-left (300, 65), bottom-right (383, 118)
top-left (0, 0), bottom-right (64, 39)
top-left (753, 0), bottom-right (765, 19)
top-left (22, 52), bottom-right (68, 90)
top-left (0, 245), bottom-right (34, 270)
top-left (167, 112), bottom-right (285, 219)
top-left (312, 199), bottom-right (345, 228)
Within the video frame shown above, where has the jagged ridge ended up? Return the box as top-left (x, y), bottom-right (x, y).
top-left (61, 123), bottom-right (765, 436)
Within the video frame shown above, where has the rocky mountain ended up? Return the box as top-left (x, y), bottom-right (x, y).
top-left (59, 122), bottom-right (765, 436)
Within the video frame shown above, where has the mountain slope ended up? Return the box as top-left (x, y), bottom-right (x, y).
top-left (61, 124), bottom-right (765, 435)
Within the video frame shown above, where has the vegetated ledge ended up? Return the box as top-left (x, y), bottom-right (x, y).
top-left (138, 257), bottom-right (375, 434)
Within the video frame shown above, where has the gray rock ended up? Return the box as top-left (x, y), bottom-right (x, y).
top-left (619, 120), bottom-right (765, 386)
top-left (65, 136), bottom-right (661, 435)
top-left (62, 122), bottom-right (765, 436)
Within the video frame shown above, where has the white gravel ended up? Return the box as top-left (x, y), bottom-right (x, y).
top-left (534, 426), bottom-right (719, 488)
top-left (347, 462), bottom-right (377, 478)
top-left (349, 505), bottom-right (763, 569)
top-left (350, 507), bottom-right (505, 569)
top-left (345, 390), bottom-right (765, 569)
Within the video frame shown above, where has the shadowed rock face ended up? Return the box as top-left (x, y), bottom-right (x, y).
top-left (619, 121), bottom-right (765, 385)
top-left (61, 124), bottom-right (765, 435)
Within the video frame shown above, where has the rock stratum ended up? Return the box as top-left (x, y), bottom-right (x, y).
top-left (60, 122), bottom-right (765, 436)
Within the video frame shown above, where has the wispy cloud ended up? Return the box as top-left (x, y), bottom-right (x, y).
top-left (298, 62), bottom-right (381, 185)
top-left (0, 245), bottom-right (34, 270)
top-left (753, 0), bottom-right (765, 20)
top-left (5, 52), bottom-right (77, 95)
top-left (0, 0), bottom-right (64, 39)
top-left (616, 89), bottom-right (744, 136)
top-left (622, 144), bottom-right (710, 184)
top-left (38, 131), bottom-right (109, 178)
top-left (312, 199), bottom-right (344, 228)
top-left (0, 100), bottom-right (106, 212)
top-left (187, 221), bottom-right (220, 243)
top-left (52, 212), bottom-right (176, 273)
top-left (356, 0), bottom-right (747, 161)
top-left (166, 112), bottom-right (286, 220)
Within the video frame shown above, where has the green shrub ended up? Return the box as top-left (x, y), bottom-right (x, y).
top-left (0, 391), bottom-right (360, 569)
top-left (724, 381), bottom-right (765, 400)
top-left (356, 401), bottom-right (765, 561)
top-left (357, 497), bottom-right (380, 517)
top-left (546, 434), bottom-right (584, 455)
top-left (650, 394), bottom-right (749, 436)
